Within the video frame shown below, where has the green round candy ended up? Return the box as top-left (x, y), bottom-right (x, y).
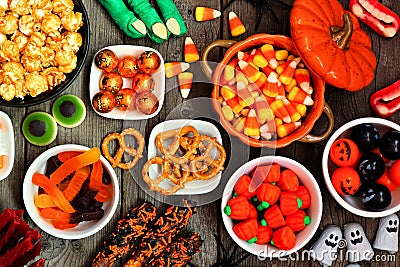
top-left (22, 112), bottom-right (57, 146)
top-left (52, 94), bottom-right (86, 128)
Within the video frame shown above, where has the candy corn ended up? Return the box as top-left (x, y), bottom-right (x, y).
top-left (195, 7), bottom-right (221, 22)
top-left (237, 81), bottom-right (254, 107)
top-left (282, 98), bottom-right (301, 122)
top-left (238, 60), bottom-right (261, 83)
top-left (260, 44), bottom-right (278, 69)
top-left (229, 11), bottom-right (246, 37)
top-left (233, 117), bottom-right (246, 133)
top-left (270, 99), bottom-right (291, 123)
top-left (279, 58), bottom-right (300, 85)
top-left (254, 72), bottom-right (267, 91)
top-left (263, 72), bottom-right (279, 98)
top-left (294, 69), bottom-right (311, 94)
top-left (288, 86), bottom-right (314, 106)
top-left (184, 37), bottom-right (199, 63)
top-left (237, 51), bottom-right (249, 61)
top-left (164, 62), bottom-right (190, 78)
top-left (241, 108), bottom-right (250, 117)
top-left (244, 109), bottom-right (260, 137)
top-left (276, 60), bottom-right (290, 75)
top-left (236, 72), bottom-right (249, 86)
top-left (275, 50), bottom-right (288, 61)
top-left (262, 65), bottom-right (274, 76)
top-left (260, 120), bottom-right (276, 140)
top-left (277, 122), bottom-right (301, 138)
top-left (255, 95), bottom-right (274, 124)
top-left (221, 58), bottom-right (238, 84)
top-left (178, 72), bottom-right (193, 99)
top-left (253, 49), bottom-right (268, 68)
top-left (292, 102), bottom-right (307, 117)
top-left (222, 104), bottom-right (235, 121)
top-left (220, 85), bottom-right (236, 100)
top-left (226, 97), bottom-right (244, 114)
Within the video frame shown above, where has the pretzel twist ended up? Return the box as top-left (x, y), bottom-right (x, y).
top-left (102, 128), bottom-right (144, 170)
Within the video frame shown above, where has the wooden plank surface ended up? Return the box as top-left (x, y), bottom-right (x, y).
top-left (0, 0), bottom-right (399, 266)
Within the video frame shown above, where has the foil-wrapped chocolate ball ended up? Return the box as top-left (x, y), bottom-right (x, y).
top-left (117, 56), bottom-right (139, 78)
top-left (94, 49), bottom-right (119, 72)
top-left (115, 88), bottom-right (135, 111)
top-left (135, 91), bottom-right (159, 115)
top-left (137, 51), bottom-right (161, 74)
top-left (132, 73), bottom-right (155, 95)
top-left (92, 91), bottom-right (116, 113)
top-left (99, 72), bottom-right (123, 94)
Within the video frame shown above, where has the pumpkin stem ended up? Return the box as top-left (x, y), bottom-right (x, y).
top-left (330, 13), bottom-right (353, 50)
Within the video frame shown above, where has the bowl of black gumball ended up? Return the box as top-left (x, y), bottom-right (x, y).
top-left (323, 117), bottom-right (400, 218)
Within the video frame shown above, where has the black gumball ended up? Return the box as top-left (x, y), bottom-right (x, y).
top-left (351, 123), bottom-right (380, 152)
top-left (361, 183), bottom-right (392, 211)
top-left (357, 152), bottom-right (385, 182)
top-left (379, 130), bottom-right (400, 160)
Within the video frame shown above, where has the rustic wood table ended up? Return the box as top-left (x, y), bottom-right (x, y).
top-left (0, 0), bottom-right (399, 266)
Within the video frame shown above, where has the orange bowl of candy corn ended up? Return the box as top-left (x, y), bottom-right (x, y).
top-left (23, 144), bottom-right (119, 239)
top-left (202, 34), bottom-right (334, 148)
top-left (221, 156), bottom-right (322, 256)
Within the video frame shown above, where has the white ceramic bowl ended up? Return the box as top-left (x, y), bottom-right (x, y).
top-left (221, 156), bottom-right (322, 257)
top-left (89, 45), bottom-right (165, 120)
top-left (23, 144), bottom-right (119, 239)
top-left (322, 117), bottom-right (400, 218)
top-left (0, 111), bottom-right (14, 180)
top-left (147, 119), bottom-right (223, 195)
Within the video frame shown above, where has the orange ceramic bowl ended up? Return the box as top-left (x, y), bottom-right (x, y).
top-left (202, 34), bottom-right (333, 148)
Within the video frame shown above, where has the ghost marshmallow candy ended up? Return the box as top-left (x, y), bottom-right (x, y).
top-left (310, 225), bottom-right (342, 266)
top-left (344, 222), bottom-right (374, 263)
top-left (373, 213), bottom-right (399, 254)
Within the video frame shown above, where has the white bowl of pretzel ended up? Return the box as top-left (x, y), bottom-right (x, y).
top-left (142, 119), bottom-right (227, 195)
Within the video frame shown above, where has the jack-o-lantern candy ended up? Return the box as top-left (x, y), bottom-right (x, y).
top-left (115, 88), bottom-right (135, 111)
top-left (132, 73), bottom-right (155, 95)
top-left (331, 167), bottom-right (361, 195)
top-left (330, 138), bottom-right (360, 167)
top-left (117, 56), bottom-right (139, 78)
top-left (138, 51), bottom-right (161, 74)
top-left (92, 91), bottom-right (116, 113)
top-left (135, 91), bottom-right (159, 115)
top-left (94, 49), bottom-right (119, 72)
top-left (99, 72), bottom-right (123, 94)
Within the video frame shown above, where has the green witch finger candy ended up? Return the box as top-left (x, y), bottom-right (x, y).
top-left (127, 0), bottom-right (169, 43)
top-left (97, 0), bottom-right (146, 38)
top-left (155, 0), bottom-right (187, 37)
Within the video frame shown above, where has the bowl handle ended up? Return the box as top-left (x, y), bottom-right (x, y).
top-left (201, 40), bottom-right (237, 81)
top-left (300, 103), bottom-right (335, 143)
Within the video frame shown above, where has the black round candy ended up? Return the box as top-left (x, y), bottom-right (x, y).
top-left (361, 183), bottom-right (391, 211)
top-left (357, 152), bottom-right (385, 182)
top-left (379, 130), bottom-right (400, 160)
top-left (351, 123), bottom-right (380, 152)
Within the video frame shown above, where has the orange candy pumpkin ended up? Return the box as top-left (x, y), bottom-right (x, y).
top-left (262, 205), bottom-right (286, 229)
top-left (224, 195), bottom-right (257, 220)
top-left (271, 226), bottom-right (297, 250)
top-left (233, 219), bottom-right (259, 243)
top-left (256, 224), bottom-right (273, 245)
top-left (256, 183), bottom-right (281, 210)
top-left (285, 210), bottom-right (311, 232)
top-left (290, 0), bottom-right (376, 91)
top-left (233, 174), bottom-right (257, 199)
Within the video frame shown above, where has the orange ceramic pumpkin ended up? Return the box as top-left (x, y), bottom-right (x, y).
top-left (290, 0), bottom-right (376, 91)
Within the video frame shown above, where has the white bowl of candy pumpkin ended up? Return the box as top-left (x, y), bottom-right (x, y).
top-left (221, 156), bottom-right (322, 257)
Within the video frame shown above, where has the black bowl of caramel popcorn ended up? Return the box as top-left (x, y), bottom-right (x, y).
top-left (0, 0), bottom-right (90, 107)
